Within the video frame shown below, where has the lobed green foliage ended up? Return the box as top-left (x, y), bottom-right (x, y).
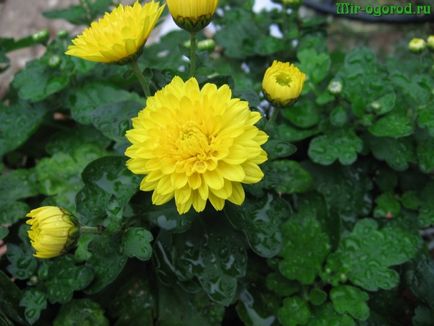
top-left (1, 0), bottom-right (434, 325)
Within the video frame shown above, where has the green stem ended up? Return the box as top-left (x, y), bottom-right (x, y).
top-left (269, 106), bottom-right (279, 124)
top-left (131, 61), bottom-right (151, 98)
top-left (80, 226), bottom-right (105, 234)
top-left (189, 32), bottom-right (197, 77)
top-left (282, 4), bottom-right (289, 39)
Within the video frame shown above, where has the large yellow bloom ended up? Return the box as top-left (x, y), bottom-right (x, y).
top-left (125, 76), bottom-right (268, 214)
top-left (65, 1), bottom-right (165, 63)
top-left (166, 0), bottom-right (219, 32)
top-left (262, 60), bottom-right (306, 107)
top-left (27, 206), bottom-right (78, 259)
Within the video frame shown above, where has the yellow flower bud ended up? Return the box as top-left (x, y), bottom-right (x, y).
top-left (408, 38), bottom-right (426, 53)
top-left (427, 35), bottom-right (434, 50)
top-left (166, 0), bottom-right (219, 33)
top-left (26, 206), bottom-right (78, 259)
top-left (262, 60), bottom-right (306, 107)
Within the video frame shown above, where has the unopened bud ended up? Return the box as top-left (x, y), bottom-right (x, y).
top-left (32, 29), bottom-right (49, 43)
top-left (408, 38), bottom-right (426, 53)
top-left (328, 79), bottom-right (343, 95)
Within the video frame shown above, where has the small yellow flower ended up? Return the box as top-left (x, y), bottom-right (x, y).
top-left (427, 35), bottom-right (434, 50)
top-left (166, 0), bottom-right (219, 32)
top-left (125, 76), bottom-right (268, 214)
top-left (65, 1), bottom-right (165, 63)
top-left (262, 60), bottom-right (306, 107)
top-left (408, 38), bottom-right (426, 53)
top-left (26, 207), bottom-right (78, 259)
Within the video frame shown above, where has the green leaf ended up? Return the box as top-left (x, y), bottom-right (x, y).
top-left (36, 144), bottom-right (106, 211)
top-left (45, 126), bottom-right (110, 155)
top-left (330, 285), bottom-right (369, 321)
top-left (368, 110), bottom-right (414, 138)
top-left (0, 226), bottom-right (9, 240)
top-left (20, 289), bottom-right (47, 325)
top-left (0, 271), bottom-right (26, 325)
top-left (417, 138), bottom-right (434, 173)
top-left (415, 182), bottom-right (434, 227)
top-left (6, 244), bottom-right (38, 280)
top-left (297, 49), bottom-right (331, 84)
top-left (413, 305), bottom-right (434, 326)
top-left (237, 287), bottom-right (278, 326)
top-left (143, 201), bottom-right (196, 233)
top-left (406, 254), bottom-right (434, 310)
top-left (43, 0), bottom-right (113, 25)
top-left (109, 277), bottom-right (155, 326)
top-left (366, 135), bottom-right (414, 171)
top-left (263, 160), bottom-right (312, 194)
top-left (53, 299), bottom-right (109, 326)
top-left (279, 216), bottom-right (330, 285)
top-left (225, 193), bottom-right (290, 258)
top-left (266, 272), bottom-right (300, 297)
top-left (373, 192), bottom-right (401, 219)
top-left (308, 304), bottom-right (355, 326)
top-left (158, 283), bottom-right (225, 326)
top-left (277, 297), bottom-right (311, 326)
top-left (85, 234), bottom-right (127, 294)
top-left (12, 59), bottom-right (70, 102)
top-left (155, 219), bottom-right (247, 305)
top-left (308, 288), bottom-right (327, 306)
top-left (323, 219), bottom-right (420, 291)
top-left (276, 123), bottom-right (319, 143)
top-left (0, 102), bottom-right (46, 156)
top-left (38, 256), bottom-right (94, 304)
top-left (67, 82), bottom-right (143, 125)
top-left (0, 169), bottom-right (38, 204)
top-left (91, 100), bottom-right (143, 142)
top-left (329, 106), bottom-right (348, 127)
top-left (308, 129), bottom-right (363, 166)
top-left (122, 227), bottom-right (153, 261)
top-left (283, 100), bottom-right (320, 129)
top-left (0, 201), bottom-right (29, 225)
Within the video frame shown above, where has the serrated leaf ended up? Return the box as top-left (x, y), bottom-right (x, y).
top-left (0, 102), bottom-right (46, 156)
top-left (6, 244), bottom-right (37, 280)
top-left (225, 193), bottom-right (290, 258)
top-left (12, 59), bottom-right (70, 102)
top-left (263, 160), bottom-right (312, 194)
top-left (373, 192), bottom-right (400, 219)
top-left (417, 138), bottom-right (434, 173)
top-left (308, 129), bottom-right (363, 166)
top-left (279, 216), bottom-right (330, 285)
top-left (0, 271), bottom-right (26, 325)
top-left (330, 285), bottom-right (369, 321)
top-left (122, 227), bottom-right (153, 261)
top-left (366, 135), bottom-right (414, 171)
top-left (308, 303), bottom-right (355, 326)
top-left (297, 49), bottom-right (331, 84)
top-left (20, 289), bottom-right (47, 325)
top-left (0, 169), bottom-right (38, 205)
top-left (85, 235), bottom-right (127, 294)
top-left (53, 299), bottom-right (109, 326)
top-left (283, 99), bottom-right (320, 129)
top-left (277, 297), bottom-right (311, 326)
top-left (155, 219), bottom-right (247, 305)
top-left (38, 255), bottom-right (94, 304)
top-left (67, 82), bottom-right (143, 125)
top-left (369, 110), bottom-right (414, 138)
top-left (323, 219), bottom-right (420, 291)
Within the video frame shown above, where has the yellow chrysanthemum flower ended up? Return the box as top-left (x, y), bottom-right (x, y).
top-left (262, 60), bottom-right (306, 107)
top-left (26, 206), bottom-right (78, 259)
top-left (408, 38), bottom-right (426, 53)
top-left (65, 1), bottom-right (165, 63)
top-left (427, 35), bottom-right (434, 50)
top-left (125, 76), bottom-right (268, 214)
top-left (166, 0), bottom-right (219, 32)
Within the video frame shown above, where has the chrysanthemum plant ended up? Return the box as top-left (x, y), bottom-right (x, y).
top-left (1, 0), bottom-right (434, 324)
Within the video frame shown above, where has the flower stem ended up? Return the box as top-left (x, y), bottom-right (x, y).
top-left (131, 61), bottom-right (151, 98)
top-left (269, 106), bottom-right (279, 123)
top-left (80, 225), bottom-right (105, 234)
top-left (189, 32), bottom-right (197, 77)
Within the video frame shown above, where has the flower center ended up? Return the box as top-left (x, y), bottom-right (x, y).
top-left (275, 72), bottom-right (292, 87)
top-left (175, 121), bottom-right (218, 173)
